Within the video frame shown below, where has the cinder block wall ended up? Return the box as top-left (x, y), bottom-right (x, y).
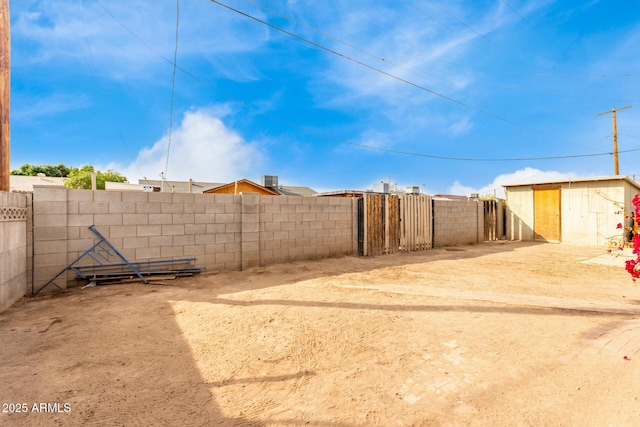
top-left (30, 188), bottom-right (358, 292)
top-left (433, 199), bottom-right (484, 247)
top-left (258, 195), bottom-right (357, 266)
top-left (0, 191), bottom-right (28, 313)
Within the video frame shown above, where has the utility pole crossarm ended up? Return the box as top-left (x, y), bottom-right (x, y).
top-left (596, 105), bottom-right (633, 176)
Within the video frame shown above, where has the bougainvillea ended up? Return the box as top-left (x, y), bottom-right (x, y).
top-left (624, 194), bottom-right (640, 281)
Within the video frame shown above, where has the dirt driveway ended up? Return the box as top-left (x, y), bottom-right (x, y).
top-left (2, 241), bottom-right (640, 426)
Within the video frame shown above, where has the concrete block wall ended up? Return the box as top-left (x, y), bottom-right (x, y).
top-left (32, 185), bottom-right (70, 293)
top-left (433, 199), bottom-right (484, 247)
top-left (30, 188), bottom-right (358, 291)
top-left (258, 196), bottom-right (358, 265)
top-left (0, 191), bottom-right (28, 313)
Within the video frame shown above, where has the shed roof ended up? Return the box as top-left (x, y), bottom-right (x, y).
top-left (502, 175), bottom-right (640, 191)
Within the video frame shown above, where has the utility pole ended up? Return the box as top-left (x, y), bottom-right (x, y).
top-left (0, 0), bottom-right (9, 192)
top-left (596, 105), bottom-right (633, 175)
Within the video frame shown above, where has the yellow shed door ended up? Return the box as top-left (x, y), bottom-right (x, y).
top-left (533, 188), bottom-right (561, 242)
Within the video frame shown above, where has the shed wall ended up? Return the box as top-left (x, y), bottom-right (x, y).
top-left (506, 180), bottom-right (639, 246)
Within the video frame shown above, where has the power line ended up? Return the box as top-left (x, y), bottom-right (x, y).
top-left (424, 0), bottom-right (497, 47)
top-left (398, 0), bottom-right (490, 52)
top-left (208, 0), bottom-right (598, 151)
top-left (209, 0), bottom-right (511, 121)
top-left (242, 0), bottom-right (505, 100)
top-left (164, 0), bottom-right (180, 182)
top-left (500, 0), bottom-right (535, 27)
top-left (93, 0), bottom-right (640, 163)
top-left (64, 2), bottom-right (147, 179)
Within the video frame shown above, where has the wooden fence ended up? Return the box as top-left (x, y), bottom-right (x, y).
top-left (400, 195), bottom-right (433, 251)
top-left (483, 199), bottom-right (504, 241)
top-left (359, 194), bottom-right (399, 256)
top-left (359, 194), bottom-right (433, 256)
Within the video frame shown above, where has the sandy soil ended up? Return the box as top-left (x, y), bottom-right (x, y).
top-left (2, 241), bottom-right (640, 426)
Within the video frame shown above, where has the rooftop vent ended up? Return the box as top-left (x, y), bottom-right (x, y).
top-left (262, 175), bottom-right (278, 188)
top-left (405, 186), bottom-right (420, 195)
top-left (373, 181), bottom-right (390, 194)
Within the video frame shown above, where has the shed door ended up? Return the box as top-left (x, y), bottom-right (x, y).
top-left (533, 188), bottom-right (561, 242)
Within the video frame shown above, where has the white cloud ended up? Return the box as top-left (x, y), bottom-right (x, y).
top-left (448, 167), bottom-right (579, 198)
top-left (448, 116), bottom-right (473, 136)
top-left (122, 107), bottom-right (265, 183)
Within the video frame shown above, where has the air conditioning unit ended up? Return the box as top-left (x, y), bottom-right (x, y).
top-left (373, 182), bottom-right (390, 194)
top-left (261, 175), bottom-right (278, 188)
top-left (405, 186), bottom-right (420, 195)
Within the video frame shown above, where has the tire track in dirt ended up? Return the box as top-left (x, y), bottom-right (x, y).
top-left (330, 282), bottom-right (640, 315)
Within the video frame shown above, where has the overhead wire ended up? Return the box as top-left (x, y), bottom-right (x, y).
top-left (164, 0), bottom-right (180, 181)
top-left (240, 1), bottom-right (632, 119)
top-left (243, 0), bottom-right (514, 99)
top-left (208, 0), bottom-right (601, 152)
top-left (423, 0), bottom-right (497, 47)
top-left (93, 0), bottom-right (640, 163)
top-left (397, 0), bottom-right (490, 52)
top-left (62, 1), bottom-right (147, 179)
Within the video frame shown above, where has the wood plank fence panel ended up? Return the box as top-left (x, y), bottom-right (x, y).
top-left (361, 194), bottom-right (400, 256)
top-left (400, 195), bottom-right (433, 251)
top-left (360, 194), bottom-right (432, 255)
top-left (484, 199), bottom-right (497, 241)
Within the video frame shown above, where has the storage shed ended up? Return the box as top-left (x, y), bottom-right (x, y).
top-left (503, 176), bottom-right (640, 246)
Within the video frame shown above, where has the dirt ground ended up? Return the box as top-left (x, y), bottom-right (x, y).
top-left (2, 241), bottom-right (640, 426)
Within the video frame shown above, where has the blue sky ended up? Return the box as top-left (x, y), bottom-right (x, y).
top-left (9, 0), bottom-right (640, 196)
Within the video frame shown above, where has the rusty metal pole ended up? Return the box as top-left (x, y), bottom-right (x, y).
top-left (596, 105), bottom-right (633, 176)
top-left (0, 0), bottom-right (10, 192)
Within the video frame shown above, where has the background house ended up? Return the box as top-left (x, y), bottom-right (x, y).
top-left (503, 176), bottom-right (640, 246)
top-left (10, 174), bottom-right (65, 192)
top-left (203, 179), bottom-right (279, 196)
top-left (138, 175), bottom-right (316, 197)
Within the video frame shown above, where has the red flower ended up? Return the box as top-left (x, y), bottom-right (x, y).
top-left (625, 259), bottom-right (640, 281)
top-left (617, 223), bottom-right (623, 229)
top-left (633, 235), bottom-right (640, 254)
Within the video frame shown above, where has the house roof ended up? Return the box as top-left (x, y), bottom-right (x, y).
top-left (138, 179), bottom-right (222, 193)
top-left (10, 175), bottom-right (66, 192)
top-left (203, 179), bottom-right (279, 195)
top-left (502, 175), bottom-right (640, 191)
top-left (274, 186), bottom-right (318, 197)
top-left (137, 179), bottom-right (317, 196)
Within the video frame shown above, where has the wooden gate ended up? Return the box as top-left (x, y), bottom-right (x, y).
top-left (359, 194), bottom-right (433, 256)
top-left (399, 195), bottom-right (433, 251)
top-left (359, 194), bottom-right (399, 256)
top-left (484, 199), bottom-right (498, 241)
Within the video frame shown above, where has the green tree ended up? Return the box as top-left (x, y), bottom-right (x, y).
top-left (11, 163), bottom-right (73, 177)
top-left (64, 166), bottom-right (128, 190)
